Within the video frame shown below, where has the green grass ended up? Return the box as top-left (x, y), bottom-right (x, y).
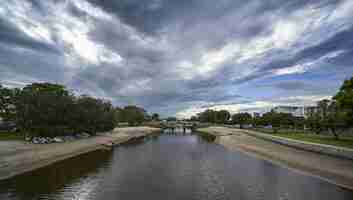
top-left (0, 131), bottom-right (23, 141)
top-left (271, 133), bottom-right (353, 149)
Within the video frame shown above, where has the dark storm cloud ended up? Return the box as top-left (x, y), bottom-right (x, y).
top-left (0, 18), bottom-right (59, 54)
top-left (87, 0), bottom-right (247, 34)
top-left (296, 25), bottom-right (353, 61)
top-left (272, 81), bottom-right (307, 90)
top-left (87, 0), bottom-right (340, 35)
top-left (260, 25), bottom-right (353, 73)
top-left (0, 44), bottom-right (66, 82)
top-left (1, 0), bottom-right (352, 118)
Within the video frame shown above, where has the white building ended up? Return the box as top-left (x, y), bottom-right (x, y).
top-left (272, 106), bottom-right (317, 118)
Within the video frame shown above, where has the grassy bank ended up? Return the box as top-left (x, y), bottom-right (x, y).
top-left (0, 132), bottom-right (23, 141)
top-left (249, 128), bottom-right (353, 149)
top-left (268, 133), bottom-right (353, 149)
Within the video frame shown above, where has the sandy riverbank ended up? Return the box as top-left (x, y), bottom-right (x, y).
top-left (198, 126), bottom-right (353, 190)
top-left (0, 127), bottom-right (160, 181)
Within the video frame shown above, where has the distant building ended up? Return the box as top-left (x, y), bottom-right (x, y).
top-left (272, 106), bottom-right (317, 118)
top-left (304, 106), bottom-right (318, 117)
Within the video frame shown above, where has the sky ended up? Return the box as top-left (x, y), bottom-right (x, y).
top-left (0, 0), bottom-right (353, 118)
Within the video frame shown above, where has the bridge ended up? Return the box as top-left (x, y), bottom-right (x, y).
top-left (160, 121), bottom-right (209, 133)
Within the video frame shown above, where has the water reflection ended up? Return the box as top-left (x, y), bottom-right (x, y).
top-left (0, 150), bottom-right (113, 200)
top-left (0, 132), bottom-right (352, 200)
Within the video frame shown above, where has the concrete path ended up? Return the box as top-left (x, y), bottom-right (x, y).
top-left (0, 127), bottom-right (160, 181)
top-left (198, 127), bottom-right (353, 190)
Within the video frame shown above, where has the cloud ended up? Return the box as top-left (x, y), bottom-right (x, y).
top-left (1, 0), bottom-right (353, 118)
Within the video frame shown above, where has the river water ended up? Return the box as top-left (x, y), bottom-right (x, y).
top-left (0, 131), bottom-right (352, 200)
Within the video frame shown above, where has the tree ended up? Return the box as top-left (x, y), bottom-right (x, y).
top-left (114, 107), bottom-right (124, 124)
top-left (305, 111), bottom-right (322, 134)
top-left (152, 113), bottom-right (160, 121)
top-left (334, 76), bottom-right (353, 125)
top-left (231, 113), bottom-right (252, 129)
top-left (326, 101), bottom-right (347, 140)
top-left (190, 116), bottom-right (198, 121)
top-left (305, 99), bottom-right (347, 139)
top-left (261, 111), bottom-right (294, 133)
top-left (68, 95), bottom-right (116, 135)
top-left (293, 117), bottom-right (305, 131)
top-left (15, 83), bottom-right (74, 137)
top-left (217, 110), bottom-right (231, 124)
top-left (197, 109), bottom-right (217, 123)
top-left (317, 99), bottom-right (330, 120)
top-left (253, 114), bottom-right (265, 127)
top-left (122, 106), bottom-right (146, 126)
top-left (0, 85), bottom-right (18, 122)
top-left (12, 82), bottom-right (118, 137)
top-left (197, 109), bottom-right (230, 124)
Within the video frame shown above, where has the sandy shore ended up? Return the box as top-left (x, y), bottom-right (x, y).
top-left (0, 127), bottom-right (160, 181)
top-left (198, 126), bottom-right (353, 190)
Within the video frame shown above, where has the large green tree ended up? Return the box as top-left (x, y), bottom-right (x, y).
top-left (0, 85), bottom-right (18, 122)
top-left (152, 113), bottom-right (160, 121)
top-left (197, 109), bottom-right (217, 123)
top-left (122, 105), bottom-right (147, 126)
top-left (217, 110), bottom-right (231, 124)
top-left (305, 111), bottom-right (323, 134)
top-left (334, 76), bottom-right (353, 125)
top-left (15, 83), bottom-right (74, 137)
top-left (197, 109), bottom-right (230, 124)
top-left (306, 99), bottom-right (347, 139)
top-left (231, 113), bottom-right (252, 129)
top-left (326, 101), bottom-right (347, 140)
top-left (72, 96), bottom-right (116, 134)
top-left (262, 111), bottom-right (294, 133)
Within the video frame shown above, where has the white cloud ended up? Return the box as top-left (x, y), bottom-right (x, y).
top-left (175, 101), bottom-right (273, 119)
top-left (329, 0), bottom-right (353, 21)
top-left (71, 0), bottom-right (112, 20)
top-left (119, 79), bottom-right (153, 96)
top-left (176, 94), bottom-right (332, 119)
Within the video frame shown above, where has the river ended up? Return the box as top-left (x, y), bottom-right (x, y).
top-left (0, 130), bottom-right (352, 200)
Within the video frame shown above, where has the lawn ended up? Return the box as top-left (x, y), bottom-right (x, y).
top-left (272, 133), bottom-right (353, 149)
top-left (0, 132), bottom-right (23, 141)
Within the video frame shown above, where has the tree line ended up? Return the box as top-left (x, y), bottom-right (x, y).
top-left (191, 76), bottom-right (353, 139)
top-left (0, 82), bottom-right (153, 137)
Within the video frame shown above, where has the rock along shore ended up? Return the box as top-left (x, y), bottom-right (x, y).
top-left (197, 126), bottom-right (353, 190)
top-left (0, 127), bottom-right (160, 181)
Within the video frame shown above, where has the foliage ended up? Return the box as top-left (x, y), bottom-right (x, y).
top-left (190, 116), bottom-right (198, 121)
top-left (334, 76), bottom-right (353, 125)
top-left (197, 109), bottom-right (230, 124)
top-left (152, 113), bottom-right (160, 121)
top-left (216, 110), bottom-right (231, 124)
top-left (71, 96), bottom-right (116, 135)
top-left (0, 131), bottom-right (23, 141)
top-left (14, 83), bottom-right (75, 137)
top-left (305, 111), bottom-right (323, 134)
top-left (261, 111), bottom-right (294, 133)
top-left (306, 99), bottom-right (348, 139)
top-left (231, 112), bottom-right (252, 128)
top-left (121, 105), bottom-right (147, 126)
top-left (0, 85), bottom-right (19, 121)
top-left (0, 82), bottom-right (149, 138)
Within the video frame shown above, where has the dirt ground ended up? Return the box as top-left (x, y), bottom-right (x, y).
top-left (0, 127), bottom-right (160, 181)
